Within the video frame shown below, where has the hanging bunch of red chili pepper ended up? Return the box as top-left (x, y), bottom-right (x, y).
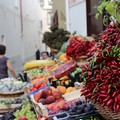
top-left (98, 24), bottom-right (120, 48)
top-left (81, 45), bottom-right (120, 114)
top-left (66, 36), bottom-right (95, 58)
top-left (87, 23), bottom-right (120, 62)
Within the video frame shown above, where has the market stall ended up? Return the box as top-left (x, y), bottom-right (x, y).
top-left (0, 1), bottom-right (120, 119)
top-left (0, 36), bottom-right (104, 120)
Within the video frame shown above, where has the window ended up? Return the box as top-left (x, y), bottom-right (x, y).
top-left (47, 12), bottom-right (52, 25)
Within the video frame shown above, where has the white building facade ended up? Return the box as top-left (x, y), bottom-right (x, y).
top-left (0, 0), bottom-right (52, 74)
top-left (66, 0), bottom-right (87, 36)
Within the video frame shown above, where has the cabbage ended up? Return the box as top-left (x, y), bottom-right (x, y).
top-left (60, 42), bottom-right (69, 53)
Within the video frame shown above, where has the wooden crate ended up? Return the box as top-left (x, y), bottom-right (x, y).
top-left (0, 91), bottom-right (24, 98)
top-left (73, 56), bottom-right (87, 67)
top-left (63, 89), bottom-right (85, 102)
top-left (30, 89), bottom-right (85, 117)
top-left (30, 95), bottom-right (48, 117)
top-left (0, 104), bottom-right (21, 114)
top-left (91, 101), bottom-right (120, 120)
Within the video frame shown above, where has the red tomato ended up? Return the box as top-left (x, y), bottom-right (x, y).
top-left (40, 83), bottom-right (47, 88)
top-left (33, 88), bottom-right (37, 91)
top-left (30, 87), bottom-right (34, 92)
top-left (33, 83), bottom-right (36, 87)
top-left (38, 83), bottom-right (42, 88)
top-left (33, 83), bottom-right (38, 89)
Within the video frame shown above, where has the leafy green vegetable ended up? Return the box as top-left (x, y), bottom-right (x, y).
top-left (43, 24), bottom-right (70, 50)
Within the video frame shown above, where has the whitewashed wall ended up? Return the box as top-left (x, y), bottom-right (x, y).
top-left (0, 0), bottom-right (51, 74)
top-left (66, 0), bottom-right (87, 36)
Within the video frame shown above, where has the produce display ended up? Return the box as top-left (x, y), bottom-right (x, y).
top-left (51, 67), bottom-right (82, 87)
top-left (66, 36), bottom-right (95, 58)
top-left (26, 68), bottom-right (44, 80)
top-left (1, 25), bottom-right (120, 120)
top-left (30, 82), bottom-right (47, 92)
top-left (26, 63), bottom-right (63, 81)
top-left (98, 24), bottom-right (120, 48)
top-left (55, 42), bottom-right (69, 59)
top-left (80, 23), bottom-right (120, 115)
top-left (56, 51), bottom-right (64, 59)
top-left (68, 100), bottom-right (96, 116)
top-left (59, 53), bottom-right (70, 62)
top-left (53, 76), bottom-right (72, 87)
top-left (42, 24), bottom-right (70, 50)
top-left (37, 115), bottom-right (52, 120)
top-left (0, 79), bottom-right (27, 93)
top-left (60, 42), bottom-right (69, 53)
top-left (33, 86), bottom-right (76, 104)
top-left (50, 61), bottom-right (76, 78)
top-left (0, 96), bottom-right (35, 120)
top-left (47, 100), bottom-right (67, 115)
top-left (47, 99), bottom-right (98, 120)
top-left (0, 97), bottom-right (27, 106)
top-left (0, 104), bottom-right (36, 120)
top-left (23, 60), bottom-right (55, 69)
top-left (14, 104), bottom-right (36, 120)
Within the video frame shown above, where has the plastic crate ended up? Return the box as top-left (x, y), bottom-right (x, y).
top-left (24, 83), bottom-right (51, 95)
top-left (29, 84), bottom-right (51, 95)
top-left (50, 112), bottom-right (70, 120)
top-left (74, 112), bottom-right (103, 120)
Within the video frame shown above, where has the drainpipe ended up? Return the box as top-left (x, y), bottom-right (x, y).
top-left (65, 0), bottom-right (71, 32)
top-left (20, 0), bottom-right (23, 37)
top-left (19, 0), bottom-right (24, 63)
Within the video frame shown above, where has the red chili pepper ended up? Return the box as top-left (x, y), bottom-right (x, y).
top-left (110, 65), bottom-right (118, 69)
top-left (117, 94), bottom-right (120, 103)
top-left (107, 62), bottom-right (111, 66)
top-left (103, 95), bottom-right (111, 103)
top-left (102, 70), bottom-right (106, 75)
top-left (113, 83), bottom-right (120, 88)
top-left (111, 60), bottom-right (117, 65)
top-left (106, 99), bottom-right (114, 107)
top-left (95, 97), bottom-right (100, 103)
top-left (81, 90), bottom-right (88, 96)
top-left (115, 104), bottom-right (120, 114)
top-left (112, 90), bottom-right (120, 97)
top-left (99, 94), bottom-right (109, 98)
top-left (85, 93), bottom-right (92, 98)
top-left (100, 90), bottom-right (107, 94)
top-left (115, 95), bottom-right (118, 103)
top-left (99, 82), bottom-right (108, 87)
top-left (113, 102), bottom-right (117, 112)
top-left (101, 102), bottom-right (106, 107)
top-left (96, 77), bottom-right (101, 82)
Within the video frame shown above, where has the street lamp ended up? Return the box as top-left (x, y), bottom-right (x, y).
top-left (39, 0), bottom-right (44, 9)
